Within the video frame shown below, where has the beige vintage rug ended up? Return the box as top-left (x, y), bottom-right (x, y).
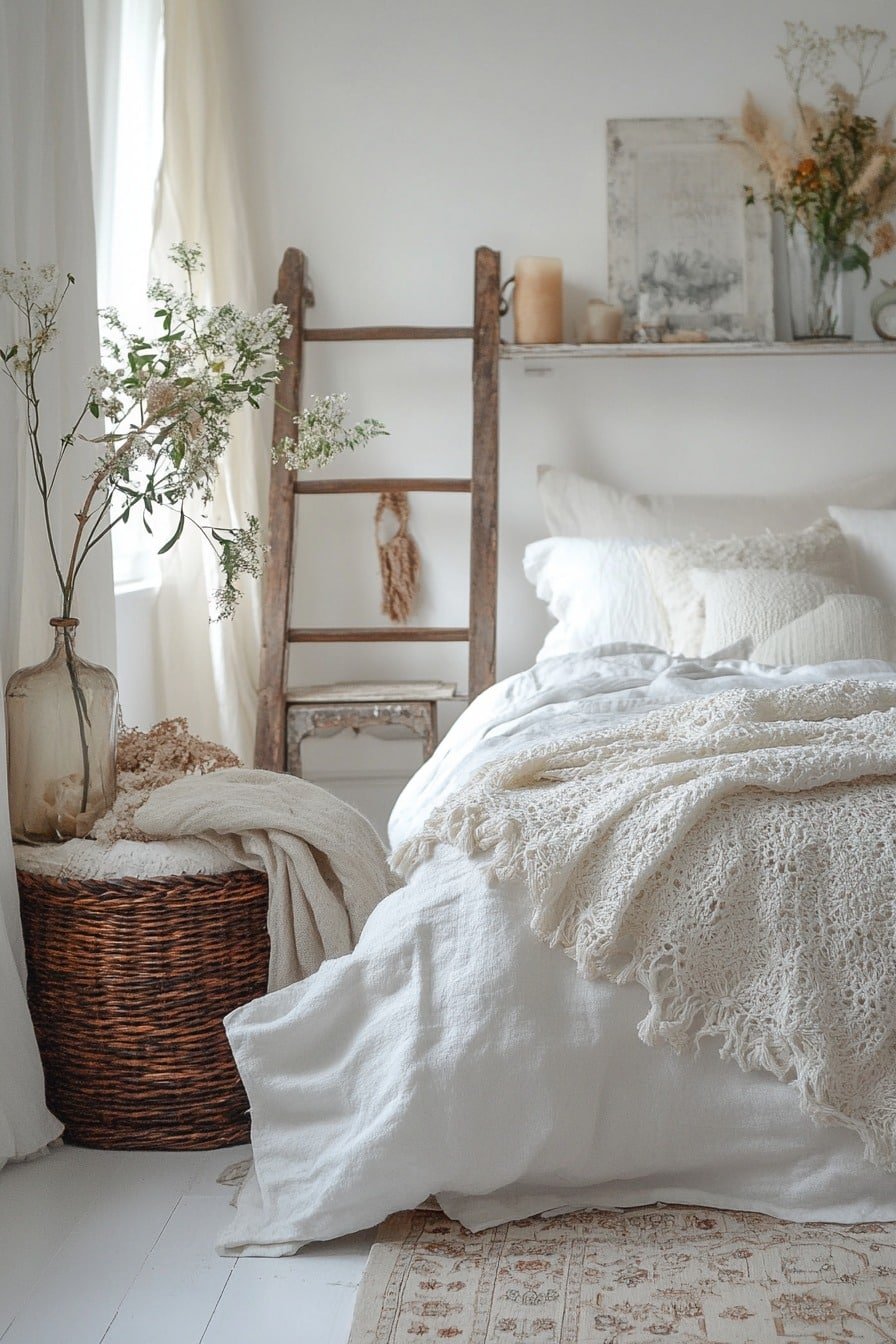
top-left (346, 1205), bottom-right (896, 1343)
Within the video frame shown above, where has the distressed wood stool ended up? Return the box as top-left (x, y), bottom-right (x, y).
top-left (285, 681), bottom-right (456, 778)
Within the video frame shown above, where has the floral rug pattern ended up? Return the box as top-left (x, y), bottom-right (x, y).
top-left (346, 1205), bottom-right (896, 1343)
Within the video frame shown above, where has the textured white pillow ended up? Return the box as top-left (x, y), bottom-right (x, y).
top-left (691, 568), bottom-right (841, 657)
top-left (523, 537), bottom-right (668, 659)
top-left (827, 507), bottom-right (896, 608)
top-left (538, 465), bottom-right (896, 542)
top-left (641, 518), bottom-right (854, 657)
top-left (754, 594), bottom-right (896, 666)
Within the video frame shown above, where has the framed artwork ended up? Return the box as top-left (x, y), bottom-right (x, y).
top-left (607, 117), bottom-right (774, 342)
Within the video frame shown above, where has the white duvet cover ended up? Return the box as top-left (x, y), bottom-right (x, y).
top-left (220, 647), bottom-right (896, 1256)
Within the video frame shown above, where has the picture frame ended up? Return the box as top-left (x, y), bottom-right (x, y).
top-left (607, 117), bottom-right (775, 342)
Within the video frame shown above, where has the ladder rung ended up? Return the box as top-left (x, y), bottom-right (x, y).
top-left (304, 325), bottom-right (473, 342)
top-left (288, 627), bottom-right (469, 643)
top-left (294, 477), bottom-right (471, 495)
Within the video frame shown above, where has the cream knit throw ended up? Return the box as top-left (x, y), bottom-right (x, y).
top-left (394, 680), bottom-right (896, 1169)
top-left (137, 769), bottom-right (398, 992)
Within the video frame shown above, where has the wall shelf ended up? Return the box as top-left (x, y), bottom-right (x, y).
top-left (501, 340), bottom-right (895, 360)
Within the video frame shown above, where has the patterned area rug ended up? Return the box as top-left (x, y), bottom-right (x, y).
top-left (346, 1205), bottom-right (896, 1343)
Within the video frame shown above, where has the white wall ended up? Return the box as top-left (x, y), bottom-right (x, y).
top-left (222, 0), bottom-right (896, 820)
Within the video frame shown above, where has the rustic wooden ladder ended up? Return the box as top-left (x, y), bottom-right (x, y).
top-left (254, 246), bottom-right (501, 773)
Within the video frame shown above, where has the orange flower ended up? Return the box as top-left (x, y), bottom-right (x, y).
top-left (795, 158), bottom-right (819, 184)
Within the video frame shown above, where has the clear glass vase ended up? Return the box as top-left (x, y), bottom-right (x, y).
top-left (786, 226), bottom-right (853, 340)
top-left (5, 618), bottom-right (118, 843)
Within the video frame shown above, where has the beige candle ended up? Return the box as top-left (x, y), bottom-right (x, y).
top-left (584, 299), bottom-right (624, 343)
top-left (513, 256), bottom-right (563, 344)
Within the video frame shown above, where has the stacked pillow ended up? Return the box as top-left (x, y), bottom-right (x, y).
top-left (526, 468), bottom-right (896, 667)
top-left (537, 464), bottom-right (896, 542)
top-left (828, 507), bottom-right (896, 606)
top-left (691, 569), bottom-right (845, 657)
top-left (753, 594), bottom-right (896, 665)
top-left (523, 537), bottom-right (667, 657)
top-left (639, 517), bottom-right (855, 657)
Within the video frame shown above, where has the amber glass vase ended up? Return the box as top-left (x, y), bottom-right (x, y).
top-left (5, 618), bottom-right (118, 843)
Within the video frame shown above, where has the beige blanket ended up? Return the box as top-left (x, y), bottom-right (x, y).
top-left (394, 679), bottom-right (896, 1169)
top-left (138, 769), bottom-right (397, 990)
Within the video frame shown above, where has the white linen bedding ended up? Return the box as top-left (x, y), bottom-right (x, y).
top-left (396, 678), bottom-right (896, 1169)
top-left (220, 647), bottom-right (896, 1256)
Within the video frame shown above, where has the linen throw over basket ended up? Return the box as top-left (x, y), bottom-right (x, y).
top-left (18, 860), bottom-right (269, 1150)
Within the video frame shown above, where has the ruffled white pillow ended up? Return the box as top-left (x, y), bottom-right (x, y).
top-left (523, 537), bottom-right (668, 659)
top-left (640, 518), bottom-right (854, 657)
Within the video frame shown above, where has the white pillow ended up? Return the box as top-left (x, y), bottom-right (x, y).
top-left (827, 507), bottom-right (896, 608)
top-left (692, 568), bottom-right (841, 657)
top-left (640, 518), bottom-right (854, 657)
top-left (754, 593), bottom-right (896, 666)
top-left (538, 465), bottom-right (896, 543)
top-left (523, 537), bottom-right (668, 659)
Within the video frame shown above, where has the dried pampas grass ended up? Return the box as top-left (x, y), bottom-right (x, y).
top-left (851, 151), bottom-right (890, 201)
top-left (741, 91), bottom-right (769, 148)
top-left (740, 93), bottom-right (797, 192)
top-left (873, 220), bottom-right (896, 257)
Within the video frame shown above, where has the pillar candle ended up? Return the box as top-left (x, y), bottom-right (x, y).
top-left (513, 256), bottom-right (563, 344)
top-left (584, 299), bottom-right (624, 343)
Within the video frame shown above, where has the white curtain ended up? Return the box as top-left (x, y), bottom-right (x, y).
top-left (0, 0), bottom-right (117, 1165)
top-left (83, 0), bottom-right (266, 760)
top-left (149, 0), bottom-right (268, 762)
top-left (83, 0), bottom-right (164, 336)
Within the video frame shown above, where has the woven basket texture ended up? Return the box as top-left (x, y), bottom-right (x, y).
top-left (18, 867), bottom-right (269, 1150)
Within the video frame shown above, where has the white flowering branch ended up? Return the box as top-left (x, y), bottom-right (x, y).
top-left (2, 245), bottom-right (388, 624)
top-left (275, 393), bottom-right (387, 472)
top-left (0, 248), bottom-right (288, 621)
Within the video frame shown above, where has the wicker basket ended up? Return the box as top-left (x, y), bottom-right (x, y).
top-left (18, 867), bottom-right (270, 1150)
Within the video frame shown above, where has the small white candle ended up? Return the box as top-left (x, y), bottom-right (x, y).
top-left (513, 257), bottom-right (563, 344)
top-left (584, 299), bottom-right (624, 343)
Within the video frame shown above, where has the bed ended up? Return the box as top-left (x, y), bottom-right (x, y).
top-left (219, 470), bottom-right (896, 1257)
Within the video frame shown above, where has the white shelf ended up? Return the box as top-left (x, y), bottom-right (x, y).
top-left (501, 340), bottom-right (895, 360)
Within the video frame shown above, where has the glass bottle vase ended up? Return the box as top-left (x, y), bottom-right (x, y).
top-left (5, 618), bottom-right (118, 843)
top-left (786, 226), bottom-right (853, 340)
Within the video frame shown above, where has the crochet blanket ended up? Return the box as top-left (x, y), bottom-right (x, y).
top-left (394, 680), bottom-right (896, 1169)
top-left (137, 769), bottom-right (397, 991)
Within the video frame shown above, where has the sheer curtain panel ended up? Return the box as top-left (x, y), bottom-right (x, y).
top-left (150, 0), bottom-right (268, 761)
top-left (0, 0), bottom-right (117, 1166)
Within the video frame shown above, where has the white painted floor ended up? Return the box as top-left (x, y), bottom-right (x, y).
top-left (0, 1143), bottom-right (373, 1344)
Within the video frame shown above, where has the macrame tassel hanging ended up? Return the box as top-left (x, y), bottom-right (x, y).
top-left (375, 490), bottom-right (420, 624)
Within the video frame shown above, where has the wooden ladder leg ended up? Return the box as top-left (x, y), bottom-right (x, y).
top-left (255, 249), bottom-right (310, 771)
top-left (468, 247), bottom-right (500, 703)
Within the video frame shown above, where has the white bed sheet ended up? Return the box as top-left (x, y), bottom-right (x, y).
top-left (221, 647), bottom-right (896, 1255)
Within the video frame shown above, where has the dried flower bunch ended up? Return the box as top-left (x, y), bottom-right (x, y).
top-left (90, 716), bottom-right (241, 843)
top-left (0, 244), bottom-right (387, 621)
top-left (742, 23), bottom-right (896, 279)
